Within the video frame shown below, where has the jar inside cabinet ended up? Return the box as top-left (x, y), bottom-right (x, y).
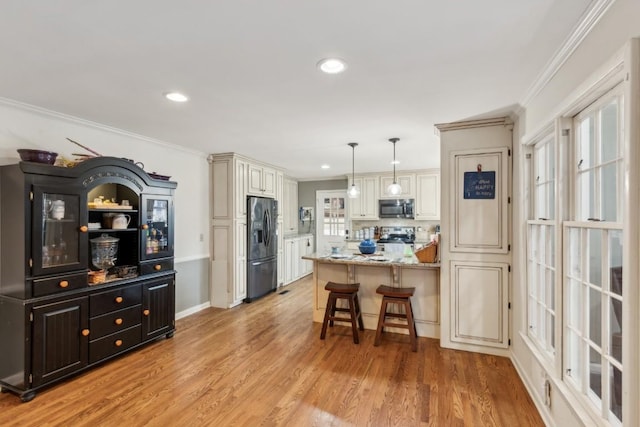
top-left (86, 184), bottom-right (140, 282)
top-left (31, 185), bottom-right (87, 276)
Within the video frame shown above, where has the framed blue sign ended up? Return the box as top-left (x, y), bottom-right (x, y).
top-left (464, 171), bottom-right (496, 199)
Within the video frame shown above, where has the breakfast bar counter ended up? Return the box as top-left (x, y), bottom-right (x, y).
top-left (302, 253), bottom-right (441, 338)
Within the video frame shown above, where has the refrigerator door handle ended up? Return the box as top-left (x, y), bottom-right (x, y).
top-left (264, 209), bottom-right (271, 247)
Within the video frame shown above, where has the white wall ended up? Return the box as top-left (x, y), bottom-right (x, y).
top-left (0, 98), bottom-right (210, 263)
top-left (513, 0), bottom-right (640, 425)
top-left (0, 98), bottom-right (212, 317)
top-left (523, 0), bottom-right (640, 135)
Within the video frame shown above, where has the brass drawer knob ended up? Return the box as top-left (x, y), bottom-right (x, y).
top-left (143, 309), bottom-right (150, 316)
top-left (59, 280), bottom-right (69, 288)
top-left (79, 225), bottom-right (88, 233)
top-left (115, 318), bottom-right (123, 325)
top-left (115, 339), bottom-right (123, 347)
top-left (81, 329), bottom-right (90, 337)
top-left (115, 296), bottom-right (123, 303)
top-left (141, 224), bottom-right (149, 230)
top-left (154, 264), bottom-right (162, 271)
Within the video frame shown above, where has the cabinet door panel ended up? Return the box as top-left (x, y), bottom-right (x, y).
top-left (262, 168), bottom-right (276, 197)
top-left (380, 174), bottom-right (415, 198)
top-left (450, 261), bottom-right (509, 348)
top-left (416, 173), bottom-right (440, 220)
top-left (248, 165), bottom-right (264, 195)
top-left (140, 195), bottom-right (174, 260)
top-left (142, 278), bottom-right (175, 340)
top-left (32, 297), bottom-right (88, 387)
top-left (31, 184), bottom-right (88, 277)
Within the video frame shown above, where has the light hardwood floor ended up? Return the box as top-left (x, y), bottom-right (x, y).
top-left (0, 276), bottom-right (543, 426)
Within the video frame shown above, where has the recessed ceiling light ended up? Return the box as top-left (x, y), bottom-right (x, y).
top-left (391, 160), bottom-right (400, 165)
top-left (164, 92), bottom-right (189, 102)
top-left (317, 58), bottom-right (347, 74)
top-left (321, 164), bottom-right (331, 169)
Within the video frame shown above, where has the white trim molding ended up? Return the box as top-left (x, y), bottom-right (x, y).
top-left (176, 302), bottom-right (212, 320)
top-left (0, 96), bottom-right (208, 157)
top-left (519, 0), bottom-right (617, 107)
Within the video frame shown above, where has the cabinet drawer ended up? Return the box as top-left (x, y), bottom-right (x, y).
top-left (140, 258), bottom-right (174, 275)
top-left (89, 325), bottom-right (141, 364)
top-left (90, 284), bottom-right (142, 317)
top-left (32, 272), bottom-right (87, 297)
top-left (90, 305), bottom-right (142, 340)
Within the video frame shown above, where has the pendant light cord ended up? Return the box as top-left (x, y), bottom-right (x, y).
top-left (389, 137), bottom-right (399, 184)
top-left (348, 142), bottom-right (358, 185)
top-left (392, 140), bottom-right (397, 183)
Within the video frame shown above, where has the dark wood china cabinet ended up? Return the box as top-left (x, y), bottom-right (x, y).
top-left (0, 157), bottom-right (176, 402)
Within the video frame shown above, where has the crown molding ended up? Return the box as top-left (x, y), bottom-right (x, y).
top-left (0, 96), bottom-right (208, 158)
top-left (519, 0), bottom-right (616, 107)
top-left (435, 117), bottom-right (512, 132)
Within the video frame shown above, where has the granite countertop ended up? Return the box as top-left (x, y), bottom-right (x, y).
top-left (284, 233), bottom-right (313, 239)
top-left (302, 252), bottom-right (440, 268)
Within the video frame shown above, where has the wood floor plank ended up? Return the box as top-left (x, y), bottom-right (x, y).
top-left (0, 276), bottom-right (543, 426)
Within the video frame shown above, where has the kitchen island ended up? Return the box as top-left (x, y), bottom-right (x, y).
top-left (302, 253), bottom-right (440, 338)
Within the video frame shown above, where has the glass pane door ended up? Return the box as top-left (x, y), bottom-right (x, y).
top-left (32, 185), bottom-right (87, 276)
top-left (315, 191), bottom-right (347, 255)
top-left (141, 195), bottom-right (173, 260)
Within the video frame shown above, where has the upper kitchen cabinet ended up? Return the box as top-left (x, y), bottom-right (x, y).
top-left (379, 174), bottom-right (416, 199)
top-left (350, 176), bottom-right (378, 219)
top-left (283, 177), bottom-right (298, 234)
top-left (415, 171), bottom-right (440, 220)
top-left (248, 164), bottom-right (276, 198)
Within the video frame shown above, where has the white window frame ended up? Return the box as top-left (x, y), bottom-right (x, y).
top-left (526, 131), bottom-right (559, 363)
top-left (563, 84), bottom-right (624, 426)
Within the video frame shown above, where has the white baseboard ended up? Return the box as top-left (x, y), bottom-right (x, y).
top-left (175, 301), bottom-right (211, 320)
top-left (510, 353), bottom-right (554, 427)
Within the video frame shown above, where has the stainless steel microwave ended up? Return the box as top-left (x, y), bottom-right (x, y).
top-left (378, 199), bottom-right (414, 218)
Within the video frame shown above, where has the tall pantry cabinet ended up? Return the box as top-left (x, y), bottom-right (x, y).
top-left (0, 157), bottom-right (177, 402)
top-left (209, 153), bottom-right (285, 308)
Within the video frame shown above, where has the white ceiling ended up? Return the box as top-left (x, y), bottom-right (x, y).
top-left (0, 1), bottom-right (593, 179)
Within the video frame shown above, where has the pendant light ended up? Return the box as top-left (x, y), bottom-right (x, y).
top-left (347, 142), bottom-right (360, 198)
top-left (387, 137), bottom-right (402, 196)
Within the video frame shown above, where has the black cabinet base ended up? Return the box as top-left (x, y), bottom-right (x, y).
top-left (20, 391), bottom-right (36, 403)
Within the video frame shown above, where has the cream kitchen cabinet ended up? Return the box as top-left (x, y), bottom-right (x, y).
top-left (284, 237), bottom-right (299, 284)
top-left (233, 220), bottom-right (247, 302)
top-left (284, 234), bottom-right (313, 285)
top-left (210, 153), bottom-right (283, 308)
top-left (248, 164), bottom-right (276, 197)
top-left (234, 159), bottom-right (249, 219)
top-left (379, 174), bottom-right (416, 199)
top-left (277, 218), bottom-right (284, 286)
top-left (299, 235), bottom-right (314, 276)
top-left (276, 171), bottom-right (284, 219)
top-left (349, 177), bottom-right (378, 219)
top-left (415, 171), bottom-right (440, 220)
top-left (283, 177), bottom-right (298, 234)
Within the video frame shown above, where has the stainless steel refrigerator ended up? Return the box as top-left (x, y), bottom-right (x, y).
top-left (246, 196), bottom-right (278, 302)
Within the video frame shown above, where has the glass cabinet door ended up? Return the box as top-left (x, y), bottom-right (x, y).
top-left (32, 185), bottom-right (88, 276)
top-left (140, 195), bottom-right (173, 260)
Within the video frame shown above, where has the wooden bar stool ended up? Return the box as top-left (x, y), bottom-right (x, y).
top-left (374, 285), bottom-right (417, 352)
top-left (320, 282), bottom-right (365, 344)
